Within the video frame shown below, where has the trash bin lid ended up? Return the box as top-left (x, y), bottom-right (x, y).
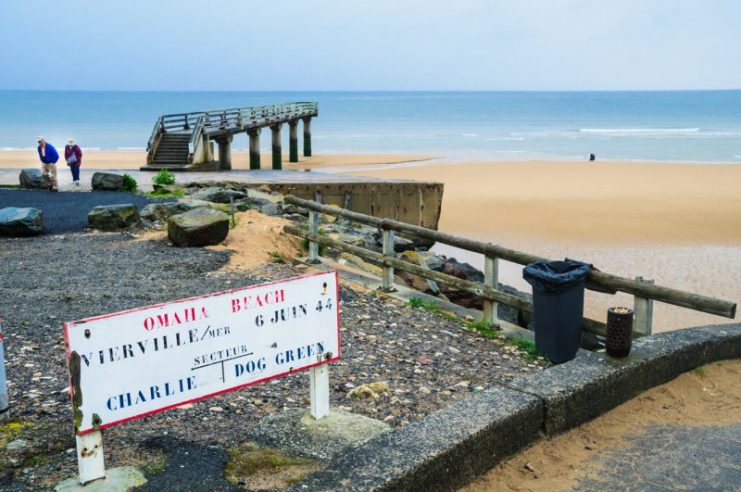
top-left (523, 259), bottom-right (591, 293)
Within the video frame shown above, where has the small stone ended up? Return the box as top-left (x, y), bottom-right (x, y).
top-left (209, 406), bottom-right (224, 412)
top-left (417, 356), bottom-right (432, 365)
top-left (449, 347), bottom-right (461, 354)
top-left (5, 439), bottom-right (29, 453)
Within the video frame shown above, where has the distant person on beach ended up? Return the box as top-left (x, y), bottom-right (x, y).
top-left (64, 138), bottom-right (82, 186)
top-left (589, 153), bottom-right (596, 162)
top-left (36, 136), bottom-right (59, 191)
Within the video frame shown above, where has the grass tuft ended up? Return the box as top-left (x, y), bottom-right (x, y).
top-left (225, 444), bottom-right (312, 483)
top-left (466, 318), bottom-right (500, 338)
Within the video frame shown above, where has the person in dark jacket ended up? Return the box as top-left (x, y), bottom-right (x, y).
top-left (64, 138), bottom-right (83, 186)
top-left (37, 136), bottom-right (59, 191)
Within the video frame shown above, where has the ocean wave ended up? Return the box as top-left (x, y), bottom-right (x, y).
top-left (484, 136), bottom-right (525, 141)
top-left (116, 147), bottom-right (145, 151)
top-left (0, 147), bottom-right (36, 151)
top-left (579, 128), bottom-right (700, 135)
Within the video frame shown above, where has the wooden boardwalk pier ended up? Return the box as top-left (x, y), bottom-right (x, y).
top-left (141, 102), bottom-right (318, 172)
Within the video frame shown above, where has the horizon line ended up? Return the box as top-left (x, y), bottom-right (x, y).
top-left (1, 88), bottom-right (741, 93)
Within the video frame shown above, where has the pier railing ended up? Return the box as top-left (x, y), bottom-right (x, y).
top-left (283, 195), bottom-right (736, 339)
top-left (145, 102), bottom-right (318, 159)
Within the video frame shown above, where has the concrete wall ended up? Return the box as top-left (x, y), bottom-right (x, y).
top-left (264, 181), bottom-right (444, 231)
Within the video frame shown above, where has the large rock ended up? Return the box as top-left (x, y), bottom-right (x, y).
top-left (168, 208), bottom-right (229, 247)
top-left (141, 201), bottom-right (208, 222)
top-left (439, 257), bottom-right (485, 282)
top-left (191, 186), bottom-right (246, 204)
top-left (88, 204), bottom-right (140, 231)
top-left (19, 169), bottom-right (51, 190)
top-left (0, 207), bottom-right (43, 236)
top-left (91, 172), bottom-right (125, 191)
top-left (395, 250), bottom-right (440, 295)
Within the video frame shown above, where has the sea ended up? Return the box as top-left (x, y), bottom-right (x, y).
top-left (1, 90), bottom-right (740, 162)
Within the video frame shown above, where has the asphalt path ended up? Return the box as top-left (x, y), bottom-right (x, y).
top-left (0, 189), bottom-right (171, 233)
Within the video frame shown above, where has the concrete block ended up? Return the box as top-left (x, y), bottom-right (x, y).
top-left (288, 386), bottom-right (542, 492)
top-left (509, 323), bottom-right (741, 436)
top-left (54, 466), bottom-right (146, 491)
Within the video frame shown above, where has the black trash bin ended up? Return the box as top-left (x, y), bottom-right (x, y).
top-left (523, 259), bottom-right (591, 363)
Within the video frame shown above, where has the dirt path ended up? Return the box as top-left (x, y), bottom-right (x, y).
top-left (461, 359), bottom-right (741, 492)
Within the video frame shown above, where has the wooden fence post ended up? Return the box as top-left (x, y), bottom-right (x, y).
top-left (308, 191), bottom-right (322, 263)
top-left (633, 277), bottom-right (655, 336)
top-left (381, 228), bottom-right (395, 291)
top-left (483, 256), bottom-right (499, 325)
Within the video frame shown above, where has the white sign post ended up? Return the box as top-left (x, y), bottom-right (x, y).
top-left (64, 271), bottom-right (340, 485)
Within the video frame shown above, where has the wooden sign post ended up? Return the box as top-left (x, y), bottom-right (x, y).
top-left (64, 271), bottom-right (340, 485)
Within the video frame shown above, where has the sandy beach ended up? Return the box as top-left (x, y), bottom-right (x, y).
top-left (2, 151), bottom-right (738, 331)
top-left (346, 159), bottom-right (741, 331)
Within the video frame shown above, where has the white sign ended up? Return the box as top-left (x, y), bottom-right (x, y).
top-left (64, 271), bottom-right (340, 435)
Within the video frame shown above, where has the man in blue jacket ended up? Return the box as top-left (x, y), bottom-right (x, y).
top-left (37, 136), bottom-right (59, 191)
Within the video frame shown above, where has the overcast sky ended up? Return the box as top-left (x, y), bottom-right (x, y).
top-left (1, 0), bottom-right (739, 91)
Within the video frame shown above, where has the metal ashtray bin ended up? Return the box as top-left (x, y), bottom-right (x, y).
top-left (606, 307), bottom-right (634, 357)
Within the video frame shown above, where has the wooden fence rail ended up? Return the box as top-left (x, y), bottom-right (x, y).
top-left (283, 195), bottom-right (736, 337)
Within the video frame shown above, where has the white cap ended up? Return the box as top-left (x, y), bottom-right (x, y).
top-left (37, 136), bottom-right (44, 142)
top-left (68, 138), bottom-right (75, 144)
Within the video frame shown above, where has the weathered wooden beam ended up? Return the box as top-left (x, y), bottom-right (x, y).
top-left (284, 225), bottom-right (608, 336)
top-left (284, 196), bottom-right (737, 319)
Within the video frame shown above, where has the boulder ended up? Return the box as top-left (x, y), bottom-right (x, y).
top-left (260, 202), bottom-right (282, 216)
top-left (0, 207), bottom-right (43, 236)
top-left (152, 183), bottom-right (181, 194)
top-left (88, 204), bottom-right (140, 231)
top-left (191, 186), bottom-right (246, 204)
top-left (140, 201), bottom-right (207, 222)
top-left (18, 169), bottom-right (51, 190)
top-left (168, 208), bottom-right (229, 247)
top-left (91, 172), bottom-right (125, 191)
top-left (439, 257), bottom-right (484, 282)
top-left (395, 250), bottom-right (440, 295)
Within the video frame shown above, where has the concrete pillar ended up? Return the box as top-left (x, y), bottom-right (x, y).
top-left (289, 121), bottom-right (299, 163)
top-left (248, 128), bottom-right (261, 170)
top-left (302, 117), bottom-right (312, 157)
top-left (271, 124), bottom-right (283, 170)
top-left (215, 135), bottom-right (233, 171)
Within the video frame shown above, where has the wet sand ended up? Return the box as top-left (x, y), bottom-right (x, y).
top-left (0, 150), bottom-right (429, 170)
top-left (348, 160), bottom-right (741, 331)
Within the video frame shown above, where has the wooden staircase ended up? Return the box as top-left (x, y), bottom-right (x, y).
top-left (151, 133), bottom-right (191, 169)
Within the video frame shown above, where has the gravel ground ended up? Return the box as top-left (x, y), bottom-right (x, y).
top-left (0, 189), bottom-right (172, 234)
top-left (0, 232), bottom-right (544, 490)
